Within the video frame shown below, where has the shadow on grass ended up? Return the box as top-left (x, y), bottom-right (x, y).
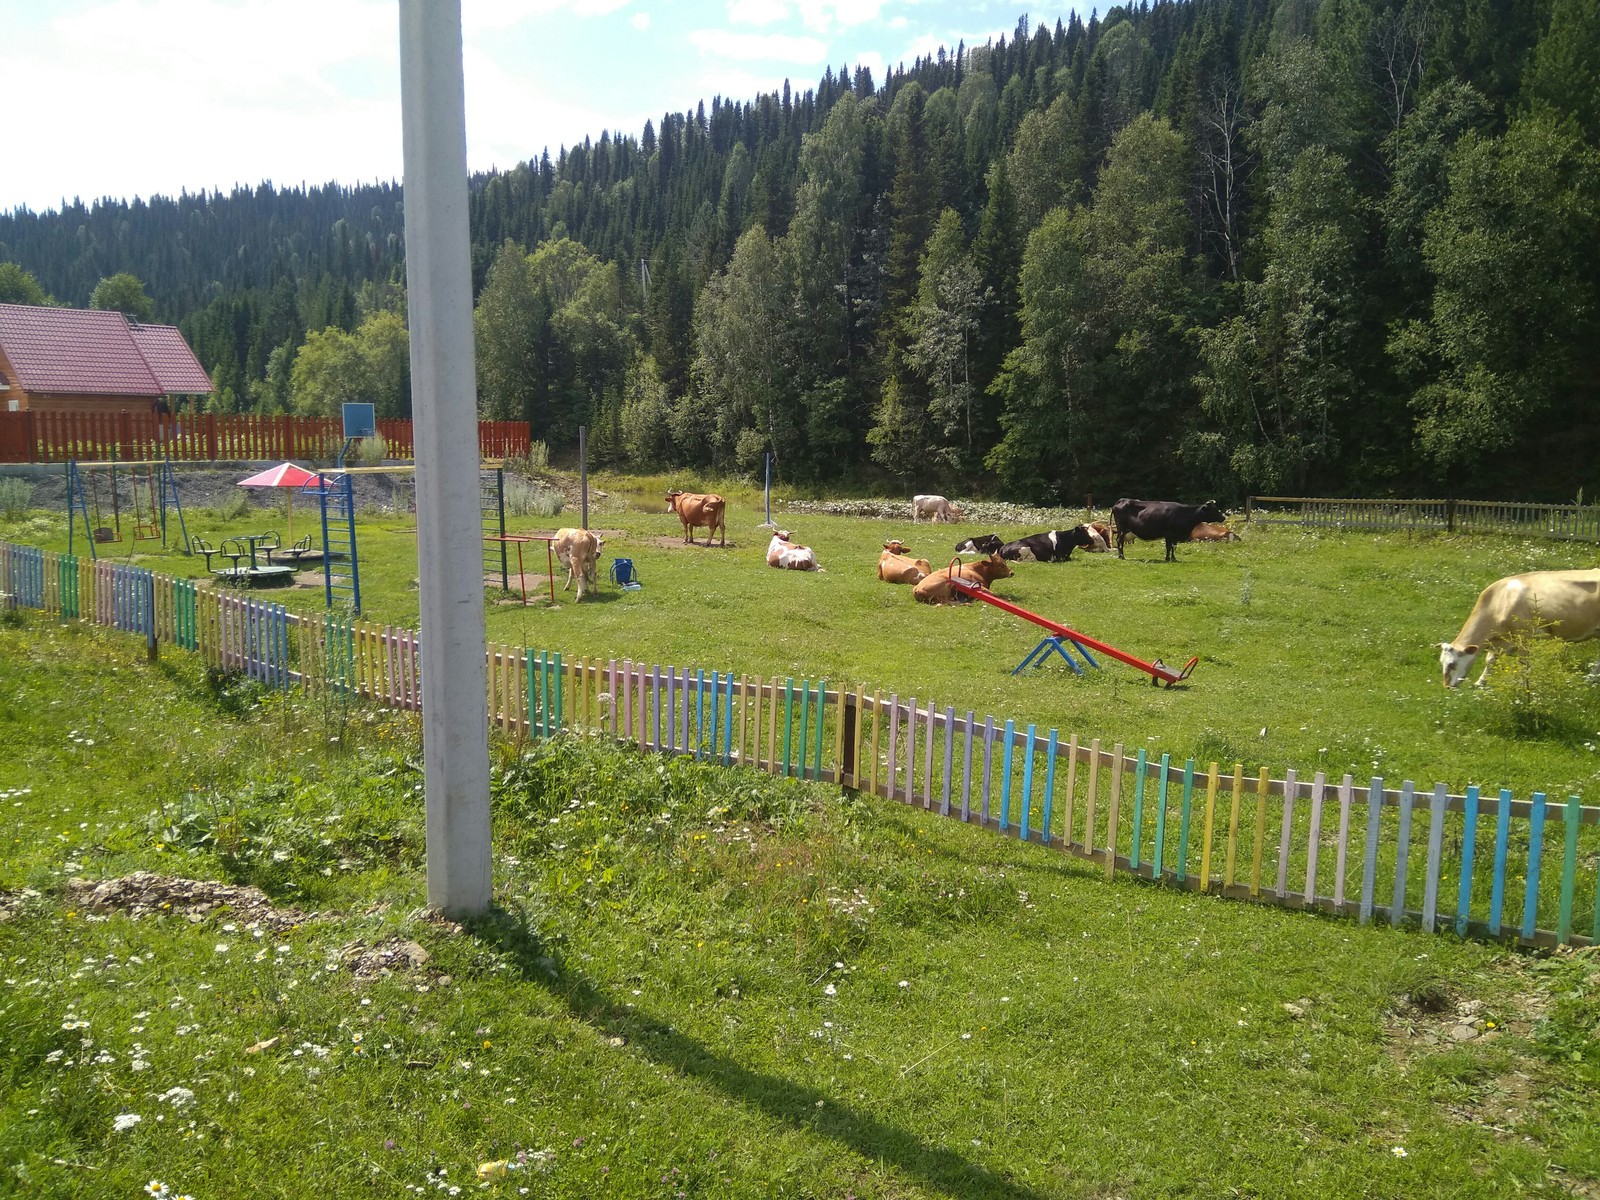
top-left (467, 907), bottom-right (1050, 1200)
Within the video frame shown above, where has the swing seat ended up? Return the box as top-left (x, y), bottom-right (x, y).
top-left (93, 526), bottom-right (118, 543)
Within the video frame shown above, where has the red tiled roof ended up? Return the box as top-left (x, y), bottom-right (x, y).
top-left (127, 322), bottom-right (214, 394)
top-left (0, 303), bottom-right (212, 397)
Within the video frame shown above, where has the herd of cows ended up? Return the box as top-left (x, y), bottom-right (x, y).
top-left (536, 489), bottom-right (1600, 693)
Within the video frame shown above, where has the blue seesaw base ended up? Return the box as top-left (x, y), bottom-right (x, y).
top-left (1013, 635), bottom-right (1101, 676)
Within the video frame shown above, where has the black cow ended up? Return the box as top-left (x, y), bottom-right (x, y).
top-left (1111, 498), bottom-right (1226, 562)
top-left (998, 527), bottom-right (1100, 563)
top-left (954, 534), bottom-right (1003, 555)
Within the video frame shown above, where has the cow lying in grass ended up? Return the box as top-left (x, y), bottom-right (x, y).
top-left (955, 534), bottom-right (1003, 555)
top-left (553, 527), bottom-right (603, 601)
top-left (912, 553), bottom-right (1013, 604)
top-left (999, 523), bottom-right (1111, 563)
top-left (1440, 568), bottom-right (1600, 687)
top-left (766, 530), bottom-right (821, 571)
top-left (878, 540), bottom-right (931, 584)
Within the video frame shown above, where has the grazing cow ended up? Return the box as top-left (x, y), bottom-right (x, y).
top-left (1189, 522), bottom-right (1238, 542)
top-left (1111, 498), bottom-right (1227, 561)
top-left (998, 525), bottom-right (1108, 563)
top-left (912, 494), bottom-right (965, 523)
top-left (766, 530), bottom-right (821, 572)
top-left (912, 553), bottom-right (1014, 605)
top-left (552, 527), bottom-right (603, 601)
top-left (665, 490), bottom-right (726, 546)
top-left (878, 540), bottom-right (932, 585)
top-left (1439, 569), bottom-right (1600, 687)
top-left (955, 534), bottom-right (1003, 555)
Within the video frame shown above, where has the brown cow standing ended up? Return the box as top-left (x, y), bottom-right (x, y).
top-left (878, 540), bottom-right (932, 585)
top-left (913, 554), bottom-right (1014, 605)
top-left (665, 490), bottom-right (726, 546)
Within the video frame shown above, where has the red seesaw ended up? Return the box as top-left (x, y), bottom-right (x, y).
top-left (947, 571), bottom-right (1199, 687)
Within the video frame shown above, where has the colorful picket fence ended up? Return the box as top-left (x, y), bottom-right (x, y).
top-left (3, 537), bottom-right (1597, 952)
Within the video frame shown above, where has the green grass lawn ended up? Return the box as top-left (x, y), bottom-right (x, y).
top-left (3, 614), bottom-right (1600, 1198)
top-left (8, 476), bottom-right (1600, 800)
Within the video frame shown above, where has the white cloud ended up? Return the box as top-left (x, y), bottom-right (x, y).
top-left (727, 0), bottom-right (790, 26)
top-left (853, 51), bottom-right (886, 82)
top-left (687, 30), bottom-right (829, 64)
top-left (462, 0), bottom-right (633, 34)
top-left (630, 10), bottom-right (651, 30)
top-left (794, 0), bottom-right (885, 34)
top-left (694, 67), bottom-right (797, 104)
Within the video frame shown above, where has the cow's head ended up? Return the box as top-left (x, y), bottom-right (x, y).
top-left (945, 504), bottom-right (966, 523)
top-left (775, 530), bottom-right (793, 542)
top-left (664, 490), bottom-right (684, 511)
top-left (883, 540), bottom-right (909, 554)
top-left (1197, 499), bottom-right (1226, 524)
top-left (1439, 642), bottom-right (1479, 688)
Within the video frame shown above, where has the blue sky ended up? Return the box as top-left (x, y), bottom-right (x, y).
top-left (0, 0), bottom-right (1082, 215)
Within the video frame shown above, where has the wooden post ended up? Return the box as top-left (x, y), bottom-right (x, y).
top-left (840, 689), bottom-right (857, 785)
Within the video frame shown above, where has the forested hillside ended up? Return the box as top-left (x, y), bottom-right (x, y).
top-left (2, 0), bottom-right (1597, 502)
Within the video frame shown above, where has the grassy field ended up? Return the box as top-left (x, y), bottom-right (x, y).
top-left (3, 614), bottom-right (1599, 1198)
top-left (6, 475), bottom-right (1600, 800)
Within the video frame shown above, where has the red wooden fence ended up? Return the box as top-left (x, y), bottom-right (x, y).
top-left (0, 411), bottom-right (529, 464)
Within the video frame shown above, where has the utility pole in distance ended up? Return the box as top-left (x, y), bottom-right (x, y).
top-left (399, 0), bottom-right (491, 917)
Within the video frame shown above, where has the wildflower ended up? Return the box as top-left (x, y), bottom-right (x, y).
top-left (898, 980), bottom-right (909, 989)
top-left (159, 1086), bottom-right (196, 1108)
top-left (823, 983), bottom-right (837, 997)
top-left (144, 1182), bottom-right (169, 1197)
top-left (1392, 1147), bottom-right (1408, 1158)
top-left (113, 1113), bottom-right (142, 1132)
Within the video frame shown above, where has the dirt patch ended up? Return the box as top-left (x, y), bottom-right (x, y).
top-left (0, 887), bottom-right (43, 922)
top-left (336, 936), bottom-right (438, 983)
top-left (64, 872), bottom-right (312, 932)
top-left (1381, 976), bottom-right (1554, 1140)
top-left (646, 535), bottom-right (738, 550)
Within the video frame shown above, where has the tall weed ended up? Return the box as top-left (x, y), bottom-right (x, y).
top-left (0, 477), bottom-right (31, 520)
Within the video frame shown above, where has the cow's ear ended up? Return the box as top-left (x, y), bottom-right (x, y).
top-left (1463, 644), bottom-right (1479, 654)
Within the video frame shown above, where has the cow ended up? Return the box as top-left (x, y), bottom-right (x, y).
top-left (1189, 522), bottom-right (1239, 542)
top-left (912, 553), bottom-right (1014, 605)
top-left (1439, 569), bottom-right (1600, 688)
top-left (1083, 522), bottom-right (1112, 552)
top-left (954, 534), bottom-right (1003, 555)
top-left (766, 530), bottom-right (821, 572)
top-left (878, 540), bottom-right (932, 585)
top-left (998, 525), bottom-right (1107, 563)
top-left (912, 494), bottom-right (965, 523)
top-left (665, 490), bottom-right (727, 546)
top-left (1111, 498), bottom-right (1227, 561)
top-left (552, 527), bottom-right (603, 601)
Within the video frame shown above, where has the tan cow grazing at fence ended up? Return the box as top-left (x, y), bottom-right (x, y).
top-left (1189, 522), bottom-right (1239, 542)
top-left (912, 553), bottom-right (1014, 605)
top-left (665, 490), bottom-right (726, 546)
top-left (553, 527), bottom-right (603, 601)
top-left (911, 494), bottom-right (965, 523)
top-left (878, 540), bottom-right (932, 584)
top-left (1440, 568), bottom-right (1600, 687)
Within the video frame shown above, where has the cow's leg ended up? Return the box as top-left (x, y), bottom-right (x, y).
top-left (1165, 539), bottom-right (1177, 562)
top-left (1587, 650), bottom-right (1600, 683)
top-left (1115, 532), bottom-right (1125, 559)
top-left (1473, 649), bottom-right (1499, 688)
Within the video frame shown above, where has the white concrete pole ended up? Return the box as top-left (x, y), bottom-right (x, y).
top-left (399, 0), bottom-right (492, 917)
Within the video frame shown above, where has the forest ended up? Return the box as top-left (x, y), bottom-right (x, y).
top-left (1, 0), bottom-right (1596, 503)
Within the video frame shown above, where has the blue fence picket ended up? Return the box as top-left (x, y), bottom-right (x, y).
top-left (1456, 785), bottom-right (1479, 937)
